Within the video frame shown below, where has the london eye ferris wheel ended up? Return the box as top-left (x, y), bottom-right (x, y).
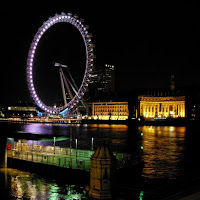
top-left (26, 13), bottom-right (94, 116)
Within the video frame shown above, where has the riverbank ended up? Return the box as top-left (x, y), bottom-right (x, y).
top-left (0, 117), bottom-right (192, 126)
top-left (0, 117), bottom-right (81, 124)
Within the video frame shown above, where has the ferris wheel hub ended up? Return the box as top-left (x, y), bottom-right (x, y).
top-left (54, 62), bottom-right (68, 68)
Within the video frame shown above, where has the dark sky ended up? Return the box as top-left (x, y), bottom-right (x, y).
top-left (1, 1), bottom-right (199, 105)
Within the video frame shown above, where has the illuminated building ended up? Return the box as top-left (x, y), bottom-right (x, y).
top-left (138, 96), bottom-right (185, 119)
top-left (103, 64), bottom-right (115, 94)
top-left (87, 102), bottom-right (129, 120)
top-left (8, 106), bottom-right (36, 112)
top-left (88, 64), bottom-right (115, 100)
top-left (7, 106), bottom-right (37, 117)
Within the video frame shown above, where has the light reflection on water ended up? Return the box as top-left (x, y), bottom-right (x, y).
top-left (0, 168), bottom-right (87, 200)
top-left (139, 126), bottom-right (186, 180)
top-left (21, 123), bottom-right (129, 135)
top-left (17, 124), bottom-right (187, 180)
top-left (1, 123), bottom-right (191, 199)
top-left (22, 123), bottom-right (65, 135)
top-left (21, 124), bottom-right (129, 152)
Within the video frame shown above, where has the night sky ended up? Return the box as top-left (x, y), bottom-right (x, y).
top-left (1, 2), bottom-right (198, 105)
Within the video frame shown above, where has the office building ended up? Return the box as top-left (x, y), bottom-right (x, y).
top-left (87, 101), bottom-right (129, 120)
top-left (88, 64), bottom-right (115, 100)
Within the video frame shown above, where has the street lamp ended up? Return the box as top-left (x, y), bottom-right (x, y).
top-left (75, 138), bottom-right (78, 160)
top-left (91, 137), bottom-right (94, 151)
top-left (53, 137), bottom-right (56, 155)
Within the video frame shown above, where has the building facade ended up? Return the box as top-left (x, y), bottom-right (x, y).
top-left (87, 102), bottom-right (129, 120)
top-left (139, 96), bottom-right (185, 119)
top-left (103, 64), bottom-right (115, 94)
top-left (88, 64), bottom-right (115, 101)
top-left (7, 106), bottom-right (37, 117)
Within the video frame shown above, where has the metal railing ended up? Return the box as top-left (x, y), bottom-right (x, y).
top-left (7, 149), bottom-right (92, 171)
top-left (7, 142), bottom-right (130, 171)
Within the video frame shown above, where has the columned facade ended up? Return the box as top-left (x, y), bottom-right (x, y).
top-left (139, 96), bottom-right (185, 119)
top-left (87, 102), bottom-right (129, 120)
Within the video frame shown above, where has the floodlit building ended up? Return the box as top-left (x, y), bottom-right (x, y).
top-left (7, 106), bottom-right (37, 117)
top-left (87, 102), bottom-right (129, 120)
top-left (138, 96), bottom-right (185, 119)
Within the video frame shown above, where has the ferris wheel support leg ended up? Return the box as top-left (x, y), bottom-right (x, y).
top-left (66, 67), bottom-right (79, 91)
top-left (60, 68), bottom-right (74, 100)
top-left (59, 68), bottom-right (67, 106)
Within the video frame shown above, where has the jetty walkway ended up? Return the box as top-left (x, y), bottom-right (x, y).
top-left (7, 141), bottom-right (129, 172)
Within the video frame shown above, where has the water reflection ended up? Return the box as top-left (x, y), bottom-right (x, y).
top-left (139, 126), bottom-right (186, 180)
top-left (22, 123), bottom-right (66, 135)
top-left (0, 168), bottom-right (87, 200)
top-left (9, 123), bottom-right (188, 181)
top-left (21, 123), bottom-right (129, 152)
top-left (1, 123), bottom-right (191, 199)
top-left (21, 123), bottom-right (128, 136)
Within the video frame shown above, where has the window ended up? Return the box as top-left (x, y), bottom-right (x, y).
top-left (159, 103), bottom-right (162, 112)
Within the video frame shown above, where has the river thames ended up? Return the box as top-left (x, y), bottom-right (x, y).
top-left (0, 122), bottom-right (200, 199)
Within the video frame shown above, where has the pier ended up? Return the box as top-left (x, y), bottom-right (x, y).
top-left (6, 139), bottom-right (130, 172)
top-left (7, 142), bottom-right (93, 171)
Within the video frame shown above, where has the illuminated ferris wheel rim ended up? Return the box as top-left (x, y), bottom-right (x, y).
top-left (26, 13), bottom-right (94, 114)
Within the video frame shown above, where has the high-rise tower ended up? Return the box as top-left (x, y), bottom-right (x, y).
top-left (88, 64), bottom-right (115, 100)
